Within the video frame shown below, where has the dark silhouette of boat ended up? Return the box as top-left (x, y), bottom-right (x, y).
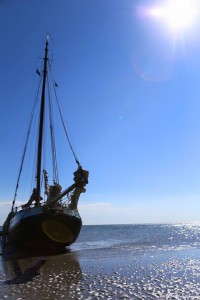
top-left (2, 38), bottom-right (89, 249)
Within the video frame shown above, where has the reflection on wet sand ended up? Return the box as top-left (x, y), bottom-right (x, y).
top-left (0, 243), bottom-right (82, 299)
top-left (2, 241), bottom-right (200, 299)
top-left (4, 259), bottom-right (46, 285)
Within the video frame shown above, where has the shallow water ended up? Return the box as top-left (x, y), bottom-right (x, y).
top-left (1, 224), bottom-right (200, 299)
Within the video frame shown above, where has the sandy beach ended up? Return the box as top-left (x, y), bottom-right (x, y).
top-left (1, 243), bottom-right (200, 299)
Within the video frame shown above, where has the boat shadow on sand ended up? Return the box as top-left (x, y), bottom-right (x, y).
top-left (0, 241), bottom-right (82, 286)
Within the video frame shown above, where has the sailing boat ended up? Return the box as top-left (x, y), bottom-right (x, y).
top-left (2, 39), bottom-right (89, 249)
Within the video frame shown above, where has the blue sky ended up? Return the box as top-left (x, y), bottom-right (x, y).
top-left (1, 0), bottom-right (200, 224)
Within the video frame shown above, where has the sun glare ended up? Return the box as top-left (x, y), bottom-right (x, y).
top-left (149, 0), bottom-right (199, 31)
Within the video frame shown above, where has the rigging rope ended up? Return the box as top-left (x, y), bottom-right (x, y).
top-left (12, 58), bottom-right (81, 212)
top-left (48, 61), bottom-right (81, 167)
top-left (47, 74), bottom-right (59, 183)
top-left (12, 75), bottom-right (42, 211)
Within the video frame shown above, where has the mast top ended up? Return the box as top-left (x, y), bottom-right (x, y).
top-left (46, 35), bottom-right (49, 46)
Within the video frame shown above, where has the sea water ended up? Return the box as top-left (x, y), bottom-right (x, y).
top-left (72, 223), bottom-right (200, 252)
top-left (1, 224), bottom-right (200, 299)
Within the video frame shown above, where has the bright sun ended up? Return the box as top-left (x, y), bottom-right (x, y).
top-left (149, 0), bottom-right (199, 31)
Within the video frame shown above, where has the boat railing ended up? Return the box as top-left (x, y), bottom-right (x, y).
top-left (16, 197), bottom-right (71, 212)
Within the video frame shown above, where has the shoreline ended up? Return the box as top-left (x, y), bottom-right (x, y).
top-left (1, 229), bottom-right (200, 299)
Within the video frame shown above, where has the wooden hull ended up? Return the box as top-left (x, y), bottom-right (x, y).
top-left (4, 206), bottom-right (82, 249)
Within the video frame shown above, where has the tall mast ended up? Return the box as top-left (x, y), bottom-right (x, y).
top-left (36, 39), bottom-right (48, 201)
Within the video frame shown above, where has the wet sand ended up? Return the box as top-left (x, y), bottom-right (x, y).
top-left (1, 245), bottom-right (200, 299)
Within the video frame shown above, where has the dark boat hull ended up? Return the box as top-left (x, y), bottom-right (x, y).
top-left (4, 206), bottom-right (82, 249)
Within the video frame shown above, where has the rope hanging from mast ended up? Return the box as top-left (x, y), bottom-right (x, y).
top-left (48, 60), bottom-right (81, 167)
top-left (12, 76), bottom-right (42, 211)
top-left (47, 74), bottom-right (59, 183)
